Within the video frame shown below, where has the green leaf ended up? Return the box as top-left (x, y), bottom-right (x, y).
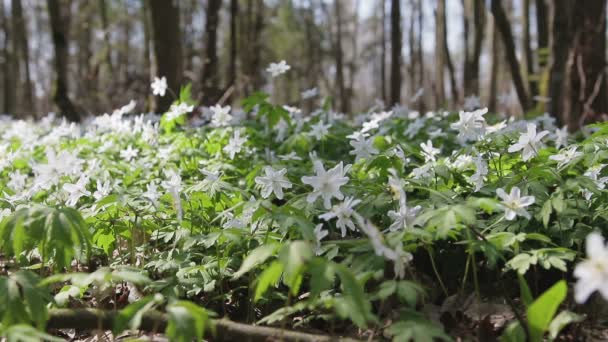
top-left (233, 243), bottom-right (279, 279)
top-left (254, 261), bottom-right (284, 302)
top-left (386, 318), bottom-right (452, 342)
top-left (517, 274), bottom-right (533, 307)
top-left (527, 280), bottom-right (567, 342)
top-left (113, 296), bottom-right (156, 334)
top-left (279, 241), bottom-right (313, 295)
top-left (548, 310), bottom-right (584, 340)
top-left (166, 301), bottom-right (208, 342)
top-left (500, 321), bottom-right (526, 342)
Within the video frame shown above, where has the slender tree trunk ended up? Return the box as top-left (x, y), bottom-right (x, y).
top-left (149, 0), bottom-right (183, 112)
top-left (488, 18), bottom-right (500, 112)
top-left (522, 0), bottom-right (538, 97)
top-left (380, 1), bottom-right (386, 103)
top-left (536, 0), bottom-right (549, 69)
top-left (334, 0), bottom-right (346, 112)
top-left (463, 0), bottom-right (485, 96)
top-left (551, 0), bottom-right (607, 130)
top-left (250, 0), bottom-right (264, 91)
top-left (201, 0), bottom-right (222, 105)
top-left (0, 1), bottom-right (14, 115)
top-left (390, 0), bottom-right (401, 105)
top-left (76, 0), bottom-right (93, 106)
top-left (442, 1), bottom-right (458, 104)
top-left (491, 0), bottom-right (531, 113)
top-left (416, 0), bottom-right (424, 108)
top-left (407, 1), bottom-right (416, 99)
top-left (47, 0), bottom-right (80, 122)
top-left (434, 0), bottom-right (446, 107)
top-left (12, 0), bottom-right (34, 115)
top-left (98, 0), bottom-right (113, 73)
top-left (228, 0), bottom-right (238, 100)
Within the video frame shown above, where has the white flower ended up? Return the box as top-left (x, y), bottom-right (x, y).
top-left (319, 197), bottom-right (361, 237)
top-left (120, 145), bottom-right (139, 161)
top-left (349, 137), bottom-right (378, 162)
top-left (266, 60), bottom-right (290, 77)
top-left (63, 176), bottom-right (91, 207)
top-left (574, 233), bottom-right (608, 303)
top-left (93, 179), bottom-right (111, 200)
top-left (387, 194), bottom-right (421, 232)
top-left (210, 105), bottom-right (233, 127)
top-left (301, 160), bottom-right (351, 209)
top-left (464, 95), bottom-right (481, 110)
top-left (166, 102), bottom-right (194, 121)
top-left (508, 123), bottom-right (549, 161)
top-left (308, 121), bottom-right (331, 140)
top-left (554, 126), bottom-right (569, 149)
top-left (404, 118), bottom-right (426, 139)
top-left (143, 181), bottom-right (161, 206)
top-left (162, 170), bottom-right (183, 221)
top-left (151, 76), bottom-right (167, 97)
top-left (7, 171), bottom-right (27, 192)
top-left (450, 108), bottom-right (487, 142)
top-left (301, 87), bottom-right (319, 99)
top-left (313, 224), bottom-right (328, 255)
top-left (278, 152), bottom-right (302, 161)
top-left (223, 130), bottom-right (247, 160)
top-left (420, 140), bottom-right (440, 162)
top-left (496, 187), bottom-right (535, 220)
top-left (470, 155), bottom-right (488, 192)
top-left (254, 166), bottom-right (292, 199)
top-left (549, 146), bottom-right (583, 168)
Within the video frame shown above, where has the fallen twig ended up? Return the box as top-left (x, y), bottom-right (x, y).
top-left (47, 309), bottom-right (362, 342)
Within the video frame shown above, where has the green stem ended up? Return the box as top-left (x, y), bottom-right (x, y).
top-left (426, 247), bottom-right (448, 297)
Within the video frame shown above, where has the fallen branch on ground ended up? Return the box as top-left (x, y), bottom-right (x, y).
top-left (47, 309), bottom-right (361, 342)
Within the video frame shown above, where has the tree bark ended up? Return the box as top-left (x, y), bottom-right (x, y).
top-left (98, 0), bottom-right (113, 74)
top-left (550, 0), bottom-right (607, 130)
top-left (389, 0), bottom-right (401, 106)
top-left (442, 1), bottom-right (458, 104)
top-left (535, 0), bottom-right (549, 69)
top-left (201, 0), bottom-right (222, 105)
top-left (522, 0), bottom-right (538, 97)
top-left (334, 0), bottom-right (347, 112)
top-left (491, 0), bottom-right (531, 113)
top-left (12, 0), bottom-right (34, 115)
top-left (463, 0), bottom-right (485, 96)
top-left (380, 0), bottom-right (387, 103)
top-left (47, 0), bottom-right (80, 122)
top-left (149, 0), bottom-right (183, 112)
top-left (488, 18), bottom-right (501, 113)
top-left (227, 0), bottom-right (238, 100)
top-left (46, 309), bottom-right (361, 342)
top-left (434, 0), bottom-right (446, 107)
top-left (0, 1), bottom-right (14, 115)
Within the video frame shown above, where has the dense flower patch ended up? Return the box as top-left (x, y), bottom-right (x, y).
top-left (0, 64), bottom-right (607, 340)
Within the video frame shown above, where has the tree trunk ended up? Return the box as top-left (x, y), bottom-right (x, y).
top-left (535, 0), bottom-right (549, 69)
top-left (442, 1), bottom-right (458, 104)
top-left (75, 0), bottom-right (93, 107)
top-left (12, 0), bottom-right (34, 115)
top-left (434, 0), bottom-right (446, 107)
top-left (334, 0), bottom-right (346, 113)
top-left (227, 0), bottom-right (238, 100)
top-left (522, 0), bottom-right (538, 97)
top-left (488, 18), bottom-right (501, 113)
top-left (149, 0), bottom-right (183, 112)
top-left (390, 0), bottom-right (401, 106)
top-left (47, 0), bottom-right (80, 122)
top-left (98, 0), bottom-right (113, 73)
top-left (550, 0), bottom-right (607, 130)
top-left (491, 0), bottom-right (531, 113)
top-left (201, 0), bottom-right (222, 105)
top-left (380, 1), bottom-right (387, 103)
top-left (0, 1), bottom-right (14, 115)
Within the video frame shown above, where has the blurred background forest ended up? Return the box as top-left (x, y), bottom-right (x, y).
top-left (0, 0), bottom-right (606, 130)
